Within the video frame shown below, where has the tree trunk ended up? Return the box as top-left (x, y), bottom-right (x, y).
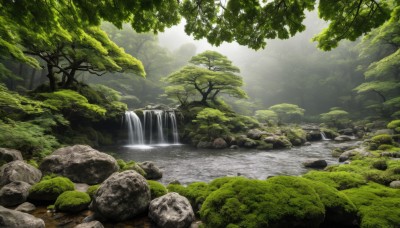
top-left (47, 65), bottom-right (56, 91)
top-left (28, 68), bottom-right (36, 90)
top-left (64, 69), bottom-right (76, 88)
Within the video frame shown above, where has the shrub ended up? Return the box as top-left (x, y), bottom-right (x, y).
top-left (370, 134), bottom-right (393, 146)
top-left (147, 180), bottom-right (167, 200)
top-left (86, 184), bottom-right (100, 199)
top-left (387, 120), bottom-right (400, 133)
top-left (29, 176), bottom-right (75, 202)
top-left (200, 176), bottom-right (325, 228)
top-left (303, 171), bottom-right (366, 190)
top-left (54, 190), bottom-right (91, 212)
top-left (342, 183), bottom-right (400, 227)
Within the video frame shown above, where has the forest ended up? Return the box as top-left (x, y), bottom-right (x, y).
top-left (0, 0), bottom-right (400, 227)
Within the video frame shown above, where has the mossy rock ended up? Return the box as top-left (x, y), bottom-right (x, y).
top-left (370, 134), bottom-right (394, 147)
top-left (371, 159), bottom-right (388, 170)
top-left (342, 182), bottom-right (400, 227)
top-left (117, 159), bottom-right (146, 176)
top-left (29, 176), bottom-right (75, 202)
top-left (55, 190), bottom-right (91, 212)
top-left (200, 176), bottom-right (325, 228)
top-left (86, 184), bottom-right (100, 200)
top-left (303, 171), bottom-right (367, 190)
top-left (147, 180), bottom-right (167, 200)
top-left (387, 120), bottom-right (400, 133)
top-left (283, 127), bottom-right (307, 146)
top-left (256, 141), bottom-right (273, 150)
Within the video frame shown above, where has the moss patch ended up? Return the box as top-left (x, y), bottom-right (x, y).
top-left (303, 170), bottom-right (367, 190)
top-left (86, 184), bottom-right (100, 200)
top-left (55, 190), bottom-right (91, 212)
top-left (147, 180), bottom-right (167, 200)
top-left (29, 176), bottom-right (75, 202)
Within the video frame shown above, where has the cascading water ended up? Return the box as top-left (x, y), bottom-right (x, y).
top-left (125, 110), bottom-right (180, 147)
top-left (320, 131), bottom-right (330, 140)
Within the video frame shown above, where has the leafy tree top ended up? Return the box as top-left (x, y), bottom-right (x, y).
top-left (189, 51), bottom-right (240, 73)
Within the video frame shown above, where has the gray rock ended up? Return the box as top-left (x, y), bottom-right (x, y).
top-left (0, 205), bottom-right (45, 228)
top-left (304, 142), bottom-right (312, 146)
top-left (230, 145), bottom-right (239, 149)
top-left (247, 129), bottom-right (267, 140)
top-left (389, 181), bottom-right (400, 189)
top-left (0, 181), bottom-right (31, 206)
top-left (138, 161), bottom-right (163, 180)
top-left (0, 148), bottom-right (23, 163)
top-left (334, 135), bottom-right (353, 142)
top-left (39, 145), bottom-right (119, 185)
top-left (149, 192), bottom-right (195, 228)
top-left (303, 159), bottom-right (328, 169)
top-left (90, 170), bottom-right (151, 221)
top-left (196, 141), bottom-right (213, 149)
top-left (15, 202), bottom-right (36, 213)
top-left (339, 147), bottom-right (372, 162)
top-left (212, 138), bottom-right (228, 149)
top-left (74, 221), bottom-right (104, 228)
top-left (338, 128), bottom-right (354, 136)
top-left (0, 160), bottom-right (41, 187)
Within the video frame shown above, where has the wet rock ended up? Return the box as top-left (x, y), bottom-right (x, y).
top-left (338, 128), bottom-right (354, 136)
top-left (0, 160), bottom-right (42, 187)
top-left (389, 181), bottom-right (400, 189)
top-left (0, 181), bottom-right (31, 206)
top-left (303, 159), bottom-right (328, 169)
top-left (39, 145), bottom-right (119, 185)
top-left (0, 148), bottom-right (23, 164)
top-left (138, 161), bottom-right (163, 180)
top-left (74, 221), bottom-right (104, 228)
top-left (90, 170), bottom-right (151, 221)
top-left (243, 138), bottom-right (258, 148)
top-left (212, 138), bottom-right (228, 149)
top-left (334, 135), bottom-right (353, 142)
top-left (0, 205), bottom-right (45, 228)
top-left (304, 142), bottom-right (312, 146)
top-left (339, 147), bottom-right (372, 162)
top-left (15, 202), bottom-right (36, 213)
top-left (196, 141), bottom-right (213, 149)
top-left (230, 145), bottom-right (239, 149)
top-left (149, 192), bottom-right (195, 228)
top-left (306, 131), bottom-right (322, 141)
top-left (247, 129), bottom-right (268, 140)
top-left (380, 152), bottom-right (400, 158)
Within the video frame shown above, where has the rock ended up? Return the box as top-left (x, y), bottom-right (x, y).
top-left (0, 160), bottom-right (42, 187)
top-left (236, 135), bottom-right (248, 147)
top-left (15, 202), bottom-right (36, 213)
top-left (334, 135), bottom-right (353, 142)
top-left (381, 152), bottom-right (400, 158)
top-left (339, 147), bottom-right (372, 162)
top-left (303, 159), bottom-right (328, 169)
top-left (0, 181), bottom-right (31, 206)
top-left (304, 142), bottom-right (312, 146)
top-left (55, 191), bottom-right (91, 212)
top-left (74, 221), bottom-right (104, 228)
top-left (306, 130), bottom-right (322, 141)
top-left (243, 138), bottom-right (258, 148)
top-left (0, 205), bottom-right (45, 228)
top-left (338, 128), bottom-right (354, 136)
top-left (90, 170), bottom-right (151, 221)
top-left (169, 180), bottom-right (181, 185)
top-left (138, 161), bottom-right (163, 180)
top-left (212, 138), bottom-right (228, 149)
top-left (196, 141), bottom-right (213, 149)
top-left (149, 192), bottom-right (195, 228)
top-left (263, 136), bottom-right (292, 148)
top-left (247, 129), bottom-right (268, 140)
top-left (39, 145), bottom-right (119, 185)
top-left (0, 148), bottom-right (23, 164)
top-left (229, 145), bottom-right (239, 149)
top-left (389, 181), bottom-right (400, 189)
top-left (374, 129), bottom-right (394, 136)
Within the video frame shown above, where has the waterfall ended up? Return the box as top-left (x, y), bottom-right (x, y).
top-left (125, 111), bottom-right (144, 145)
top-left (154, 110), bottom-right (166, 144)
top-left (320, 131), bottom-right (330, 140)
top-left (169, 111), bottom-right (179, 144)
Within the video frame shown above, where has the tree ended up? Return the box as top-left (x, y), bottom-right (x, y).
top-left (320, 108), bottom-right (350, 128)
top-left (192, 108), bottom-right (230, 139)
top-left (269, 103), bottom-right (305, 123)
top-left (255, 110), bottom-right (279, 126)
top-left (164, 51), bottom-right (247, 105)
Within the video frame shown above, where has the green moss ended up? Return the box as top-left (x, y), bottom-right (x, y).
top-left (147, 180), bottom-right (167, 200)
top-left (86, 184), bottom-right (100, 199)
top-left (116, 159), bottom-right (146, 176)
top-left (377, 144), bottom-right (394, 150)
top-left (303, 171), bottom-right (366, 190)
top-left (29, 176), bottom-right (75, 202)
top-left (283, 127), bottom-right (307, 146)
top-left (54, 190), bottom-right (91, 212)
top-left (370, 134), bottom-right (393, 146)
top-left (200, 176), bottom-right (325, 228)
top-left (371, 159), bottom-right (388, 170)
top-left (256, 141), bottom-right (273, 150)
top-left (342, 183), bottom-right (400, 227)
top-left (387, 120), bottom-right (400, 133)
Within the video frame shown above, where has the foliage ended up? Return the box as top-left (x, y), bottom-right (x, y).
top-left (147, 180), bottom-right (167, 200)
top-left (320, 108), bottom-right (350, 128)
top-left (268, 103), bottom-right (305, 123)
top-left (86, 184), bottom-right (100, 200)
top-left (116, 159), bottom-right (146, 176)
top-left (387, 120), bottom-right (400, 133)
top-left (282, 126), bottom-right (307, 146)
top-left (192, 108), bottom-right (230, 140)
top-left (29, 176), bottom-right (75, 202)
top-left (164, 51), bottom-right (247, 105)
top-left (54, 190), bottom-right (91, 212)
top-left (303, 171), bottom-right (367, 190)
top-left (370, 134), bottom-right (394, 146)
top-left (342, 182), bottom-right (400, 228)
top-left (254, 110), bottom-right (278, 126)
top-left (0, 119), bottom-right (59, 159)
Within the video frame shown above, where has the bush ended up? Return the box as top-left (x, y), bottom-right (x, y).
top-left (54, 190), bottom-right (91, 212)
top-left (200, 176), bottom-right (325, 228)
top-left (147, 180), bottom-right (167, 200)
top-left (86, 184), bottom-right (100, 199)
top-left (387, 120), bottom-right (400, 133)
top-left (303, 171), bottom-right (366, 190)
top-left (370, 134), bottom-right (393, 147)
top-left (342, 183), bottom-right (400, 227)
top-left (29, 176), bottom-right (75, 202)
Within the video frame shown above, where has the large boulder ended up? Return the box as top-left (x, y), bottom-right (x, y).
top-left (334, 135), bottom-right (353, 142)
top-left (0, 205), bottom-right (45, 228)
top-left (90, 170), bottom-right (151, 221)
top-left (149, 192), bottom-right (195, 228)
top-left (303, 159), bottom-right (328, 169)
top-left (39, 145), bottom-right (119, 184)
top-left (247, 129), bottom-right (268, 140)
top-left (74, 221), bottom-right (104, 228)
top-left (0, 181), bottom-right (31, 206)
top-left (212, 138), bottom-right (228, 149)
top-left (138, 161), bottom-right (163, 180)
top-left (15, 202), bottom-right (36, 213)
top-left (196, 141), bottom-right (213, 149)
top-left (339, 147), bottom-right (372, 162)
top-left (0, 160), bottom-right (41, 187)
top-left (0, 148), bottom-right (23, 164)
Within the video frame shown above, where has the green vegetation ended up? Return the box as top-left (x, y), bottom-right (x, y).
top-left (254, 110), bottom-right (278, 126)
top-left (320, 108), bottom-right (350, 128)
top-left (303, 171), bottom-right (367, 190)
top-left (29, 176), bottom-right (75, 202)
top-left (54, 191), bottom-right (91, 212)
top-left (387, 120), bottom-right (400, 133)
top-left (147, 180), bottom-right (167, 200)
top-left (116, 159), bottom-right (146, 176)
top-left (86, 184), bottom-right (100, 200)
top-left (268, 103), bottom-right (305, 123)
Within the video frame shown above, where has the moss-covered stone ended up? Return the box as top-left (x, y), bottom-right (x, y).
top-left (303, 170), bottom-right (367, 190)
top-left (371, 159), bottom-right (388, 170)
top-left (387, 120), bottom-right (400, 133)
top-left (116, 159), bottom-right (146, 176)
top-left (370, 134), bottom-right (394, 149)
top-left (283, 127), bottom-right (307, 146)
top-left (342, 182), bottom-right (400, 227)
top-left (200, 176), bottom-right (325, 228)
top-left (147, 180), bottom-right (167, 200)
top-left (29, 176), bottom-right (75, 202)
top-left (86, 184), bottom-right (100, 200)
top-left (54, 190), bottom-right (91, 212)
